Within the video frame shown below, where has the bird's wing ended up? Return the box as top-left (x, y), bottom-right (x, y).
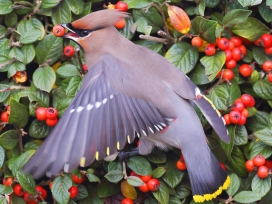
top-left (23, 53), bottom-right (176, 178)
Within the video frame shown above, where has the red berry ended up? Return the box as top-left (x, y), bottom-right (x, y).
top-left (191, 36), bottom-right (203, 47)
top-left (217, 38), bottom-right (229, 50)
top-left (224, 49), bottom-right (232, 61)
top-left (82, 64), bottom-right (88, 71)
top-left (230, 36), bottom-right (242, 47)
top-left (72, 173), bottom-right (85, 184)
top-left (260, 33), bottom-right (272, 47)
top-left (223, 114), bottom-right (231, 125)
top-left (36, 107), bottom-right (47, 121)
top-left (13, 184), bottom-right (24, 197)
top-left (239, 64), bottom-right (252, 77)
top-left (225, 59), bottom-right (236, 69)
top-left (176, 159), bottom-right (187, 170)
top-left (63, 45), bottom-right (75, 57)
top-left (245, 160), bottom-right (255, 172)
top-left (147, 179), bottom-right (160, 192)
top-left (254, 39), bottom-right (262, 46)
top-left (232, 101), bottom-right (245, 112)
top-left (239, 44), bottom-right (247, 56)
top-left (41, 188), bottom-right (47, 200)
top-left (1, 111), bottom-right (9, 122)
top-left (232, 47), bottom-right (243, 61)
top-left (219, 163), bottom-right (226, 171)
top-left (229, 111), bottom-right (241, 124)
top-left (240, 94), bottom-right (254, 107)
top-left (237, 115), bottom-right (247, 125)
top-left (222, 69), bottom-right (234, 81)
top-left (234, 98), bottom-right (242, 103)
top-left (114, 19), bottom-right (126, 29)
top-left (205, 44), bottom-right (216, 56)
top-left (265, 160), bottom-right (272, 169)
top-left (253, 155), bottom-right (266, 167)
top-left (241, 109), bottom-right (249, 118)
top-left (130, 171), bottom-right (139, 177)
top-left (228, 41), bottom-right (235, 50)
top-left (262, 60), bottom-right (272, 72)
top-left (3, 177), bottom-right (13, 186)
top-left (248, 98), bottom-right (255, 108)
top-left (268, 73), bottom-right (272, 83)
top-left (23, 192), bottom-right (34, 202)
top-left (139, 182), bottom-right (149, 193)
top-left (46, 107), bottom-right (58, 119)
top-left (265, 47), bottom-right (272, 55)
top-left (52, 25), bottom-right (66, 37)
top-left (69, 186), bottom-right (78, 199)
top-left (46, 118), bottom-right (58, 127)
top-left (36, 185), bottom-right (45, 200)
top-left (257, 166), bottom-right (269, 179)
top-left (121, 198), bottom-right (134, 204)
top-left (115, 1), bottom-right (128, 12)
top-left (140, 175), bottom-right (152, 183)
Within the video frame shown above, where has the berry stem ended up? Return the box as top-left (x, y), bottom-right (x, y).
top-left (75, 47), bottom-right (86, 75)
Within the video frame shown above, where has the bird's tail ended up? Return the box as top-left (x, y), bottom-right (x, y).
top-left (182, 144), bottom-right (230, 203)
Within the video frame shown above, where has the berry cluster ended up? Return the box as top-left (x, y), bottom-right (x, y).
top-left (245, 154), bottom-right (272, 179)
top-left (1, 105), bottom-right (10, 123)
top-left (223, 94), bottom-right (255, 126)
top-left (130, 171), bottom-right (160, 193)
top-left (176, 153), bottom-right (186, 171)
top-left (36, 107), bottom-right (58, 127)
top-left (13, 183), bottom-right (47, 203)
top-left (107, 1), bottom-right (128, 29)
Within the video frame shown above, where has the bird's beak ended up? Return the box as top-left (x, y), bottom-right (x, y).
top-left (60, 23), bottom-right (79, 40)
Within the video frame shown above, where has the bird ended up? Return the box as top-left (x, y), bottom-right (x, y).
top-left (23, 9), bottom-right (231, 203)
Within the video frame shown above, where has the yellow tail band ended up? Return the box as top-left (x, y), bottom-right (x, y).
top-left (193, 176), bottom-right (231, 203)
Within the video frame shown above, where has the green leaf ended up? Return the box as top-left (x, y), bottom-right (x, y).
top-left (9, 99), bottom-right (29, 127)
top-left (20, 30), bottom-right (42, 44)
top-left (187, 63), bottom-right (210, 85)
top-left (230, 146), bottom-right (247, 177)
top-left (41, 0), bottom-right (60, 8)
top-left (222, 9), bottom-right (251, 27)
top-left (165, 42), bottom-right (199, 74)
top-left (238, 0), bottom-right (262, 7)
top-left (127, 176), bottom-right (144, 187)
top-left (16, 171), bottom-right (36, 194)
top-left (226, 173), bottom-right (241, 196)
top-left (0, 0), bottom-right (13, 15)
top-left (127, 156), bottom-right (152, 176)
top-left (123, 0), bottom-right (151, 9)
top-left (52, 175), bottom-right (72, 204)
top-left (260, 190), bottom-right (272, 204)
top-left (7, 62), bottom-right (25, 78)
top-left (0, 146), bottom-right (4, 168)
top-left (56, 96), bottom-right (74, 117)
top-left (57, 64), bottom-right (80, 78)
top-left (251, 174), bottom-right (271, 197)
top-left (64, 76), bottom-right (82, 96)
top-left (254, 128), bottom-right (272, 146)
top-left (133, 8), bottom-right (164, 34)
top-left (75, 184), bottom-right (88, 200)
top-left (152, 180), bottom-right (169, 204)
top-left (258, 2), bottom-right (272, 23)
top-left (120, 17), bottom-right (135, 40)
top-left (86, 171), bottom-right (101, 183)
top-left (0, 184), bottom-right (12, 194)
top-left (135, 40), bottom-right (163, 53)
top-left (65, 0), bottom-right (84, 15)
top-left (221, 126), bottom-right (235, 160)
top-left (146, 149), bottom-right (166, 164)
top-left (191, 16), bottom-right (217, 43)
top-left (0, 130), bottom-right (19, 150)
top-left (175, 184), bottom-right (191, 199)
top-left (246, 111), bottom-right (269, 132)
top-left (152, 167), bottom-right (167, 178)
top-left (253, 79), bottom-right (272, 100)
top-left (249, 140), bottom-right (272, 159)
top-left (12, 150), bottom-right (35, 174)
top-left (9, 47), bottom-right (24, 63)
top-left (29, 119), bottom-right (52, 138)
top-left (52, 0), bottom-right (71, 25)
top-left (234, 125), bottom-right (248, 146)
top-left (21, 86), bottom-right (50, 108)
top-left (97, 178), bottom-right (120, 198)
top-left (252, 46), bottom-right (272, 65)
top-left (162, 160), bottom-right (184, 188)
top-left (17, 18), bottom-right (45, 40)
top-left (232, 17), bottom-right (270, 41)
top-left (233, 191), bottom-right (261, 203)
top-left (107, 161), bottom-right (122, 172)
top-left (33, 66), bottom-right (56, 93)
top-left (201, 51), bottom-right (226, 81)
top-left (210, 85), bottom-right (229, 111)
top-left (197, 0), bottom-right (205, 16)
top-left (36, 33), bottom-right (63, 66)
top-left (21, 44), bottom-right (35, 64)
top-left (104, 170), bottom-right (123, 183)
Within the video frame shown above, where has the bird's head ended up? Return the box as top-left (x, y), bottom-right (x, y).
top-left (61, 9), bottom-right (129, 52)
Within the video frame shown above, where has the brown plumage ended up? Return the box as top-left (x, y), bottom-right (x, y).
top-left (23, 9), bottom-right (230, 203)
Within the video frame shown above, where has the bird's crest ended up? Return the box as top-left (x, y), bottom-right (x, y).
top-left (71, 9), bottom-right (129, 30)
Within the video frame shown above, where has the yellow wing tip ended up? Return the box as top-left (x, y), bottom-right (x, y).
top-left (193, 176), bottom-right (231, 203)
top-left (80, 157), bottom-right (86, 167)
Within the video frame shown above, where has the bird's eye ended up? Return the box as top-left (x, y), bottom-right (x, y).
top-left (80, 30), bottom-right (90, 37)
